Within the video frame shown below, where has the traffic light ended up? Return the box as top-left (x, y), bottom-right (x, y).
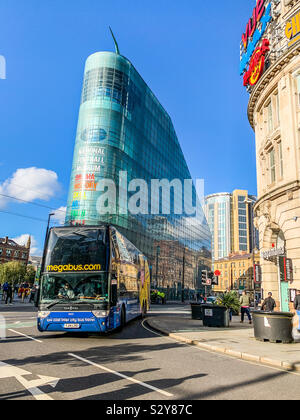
top-left (201, 270), bottom-right (208, 285)
top-left (202, 270), bottom-right (214, 286)
top-left (212, 275), bottom-right (219, 286)
top-left (207, 271), bottom-right (219, 286)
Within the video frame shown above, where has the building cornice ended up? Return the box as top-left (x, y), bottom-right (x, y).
top-left (254, 180), bottom-right (300, 212)
top-left (247, 41), bottom-right (300, 129)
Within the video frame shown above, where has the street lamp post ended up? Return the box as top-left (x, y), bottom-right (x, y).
top-left (44, 212), bottom-right (55, 249)
top-left (244, 198), bottom-right (257, 309)
top-left (38, 212), bottom-right (55, 306)
top-left (155, 246), bottom-right (160, 289)
top-left (182, 248), bottom-right (185, 303)
top-left (46, 213), bottom-right (54, 236)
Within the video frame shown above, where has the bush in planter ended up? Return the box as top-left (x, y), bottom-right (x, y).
top-left (216, 291), bottom-right (240, 316)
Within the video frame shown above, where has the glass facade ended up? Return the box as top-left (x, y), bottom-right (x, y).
top-left (66, 51), bottom-right (211, 299)
top-left (205, 193), bottom-right (231, 262)
top-left (205, 190), bottom-right (259, 264)
top-left (238, 196), bottom-right (248, 251)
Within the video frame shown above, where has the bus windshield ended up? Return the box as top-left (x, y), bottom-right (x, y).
top-left (44, 227), bottom-right (107, 268)
top-left (40, 273), bottom-right (109, 305)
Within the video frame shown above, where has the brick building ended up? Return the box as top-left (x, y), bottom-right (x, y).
top-left (0, 236), bottom-right (31, 265)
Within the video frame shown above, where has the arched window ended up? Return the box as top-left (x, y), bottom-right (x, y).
top-left (276, 230), bottom-right (285, 249)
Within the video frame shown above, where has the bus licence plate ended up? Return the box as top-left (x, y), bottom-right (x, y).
top-left (64, 324), bottom-right (80, 329)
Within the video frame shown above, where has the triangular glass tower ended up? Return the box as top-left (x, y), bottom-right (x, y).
top-left (66, 44), bottom-right (211, 298)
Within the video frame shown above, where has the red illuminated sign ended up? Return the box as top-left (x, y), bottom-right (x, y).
top-left (242, 0), bottom-right (266, 51)
top-left (243, 39), bottom-right (269, 87)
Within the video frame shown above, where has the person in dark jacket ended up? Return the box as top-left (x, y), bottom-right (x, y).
top-left (261, 292), bottom-right (276, 312)
top-left (5, 284), bottom-right (13, 305)
top-left (2, 282), bottom-right (9, 302)
top-left (294, 290), bottom-right (300, 311)
top-left (294, 290), bottom-right (300, 332)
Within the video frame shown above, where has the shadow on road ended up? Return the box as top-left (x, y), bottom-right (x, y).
top-left (3, 338), bottom-right (186, 368)
top-left (76, 373), bottom-right (208, 400)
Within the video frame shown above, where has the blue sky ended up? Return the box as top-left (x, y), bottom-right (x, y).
top-left (0, 0), bottom-right (257, 255)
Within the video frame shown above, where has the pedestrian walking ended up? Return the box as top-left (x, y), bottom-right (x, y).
top-left (261, 292), bottom-right (276, 312)
top-left (2, 282), bottom-right (9, 302)
top-left (294, 290), bottom-right (300, 332)
top-left (18, 285), bottom-right (24, 299)
top-left (5, 284), bottom-right (13, 305)
top-left (198, 294), bottom-right (205, 304)
top-left (29, 285), bottom-right (36, 303)
top-left (240, 291), bottom-right (252, 324)
top-left (21, 286), bottom-right (28, 303)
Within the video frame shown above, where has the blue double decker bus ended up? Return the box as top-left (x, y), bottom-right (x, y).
top-left (37, 225), bottom-right (150, 334)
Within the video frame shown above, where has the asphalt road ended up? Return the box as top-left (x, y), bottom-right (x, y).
top-left (1, 304), bottom-right (300, 401)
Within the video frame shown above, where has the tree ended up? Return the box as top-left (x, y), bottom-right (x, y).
top-left (0, 261), bottom-right (27, 286)
top-left (24, 265), bottom-right (36, 285)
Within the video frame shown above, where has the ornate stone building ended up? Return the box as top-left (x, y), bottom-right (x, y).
top-left (244, 0), bottom-right (300, 310)
top-left (214, 252), bottom-right (261, 296)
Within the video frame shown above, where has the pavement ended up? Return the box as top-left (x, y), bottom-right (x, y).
top-left (146, 306), bottom-right (300, 373)
top-left (0, 300), bottom-right (34, 309)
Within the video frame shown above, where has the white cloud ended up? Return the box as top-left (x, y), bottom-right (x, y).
top-left (12, 234), bottom-right (41, 256)
top-left (0, 167), bottom-right (61, 208)
top-left (52, 206), bottom-right (67, 225)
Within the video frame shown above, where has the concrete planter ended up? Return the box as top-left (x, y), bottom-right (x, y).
top-left (201, 304), bottom-right (229, 328)
top-left (252, 311), bottom-right (294, 344)
top-left (190, 303), bottom-right (203, 320)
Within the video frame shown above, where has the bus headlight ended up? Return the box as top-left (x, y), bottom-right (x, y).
top-left (38, 311), bottom-right (50, 319)
top-left (92, 310), bottom-right (109, 318)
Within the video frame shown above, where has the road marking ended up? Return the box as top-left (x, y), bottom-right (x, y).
top-left (149, 311), bottom-right (190, 314)
top-left (0, 361), bottom-right (59, 400)
top-left (141, 319), bottom-right (164, 337)
top-left (69, 353), bottom-right (174, 398)
top-left (8, 329), bottom-right (43, 343)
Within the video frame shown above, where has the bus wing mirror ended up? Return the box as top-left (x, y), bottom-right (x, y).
top-left (34, 287), bottom-right (40, 308)
top-left (111, 282), bottom-right (118, 306)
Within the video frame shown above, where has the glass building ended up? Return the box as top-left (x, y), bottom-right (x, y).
top-left (205, 190), bottom-right (258, 264)
top-left (66, 50), bottom-right (211, 299)
top-left (205, 193), bottom-right (231, 262)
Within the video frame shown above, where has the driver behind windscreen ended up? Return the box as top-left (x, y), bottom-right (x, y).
top-left (58, 283), bottom-right (75, 299)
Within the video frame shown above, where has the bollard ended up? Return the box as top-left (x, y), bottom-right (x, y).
top-left (0, 314), bottom-right (6, 340)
